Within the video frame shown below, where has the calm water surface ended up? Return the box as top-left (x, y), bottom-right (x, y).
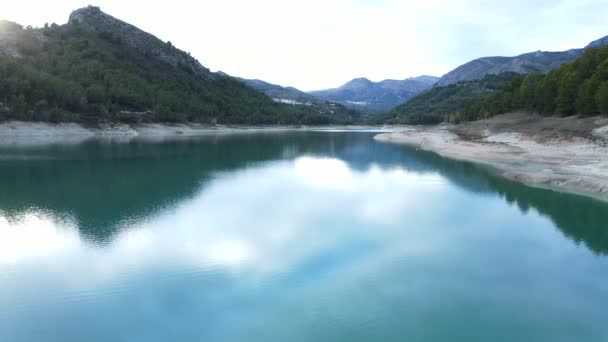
top-left (0, 132), bottom-right (606, 341)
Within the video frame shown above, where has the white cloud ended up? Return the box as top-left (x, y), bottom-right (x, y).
top-left (3, 0), bottom-right (608, 90)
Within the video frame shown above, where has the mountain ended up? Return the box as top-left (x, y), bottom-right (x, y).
top-left (436, 35), bottom-right (608, 87)
top-left (220, 73), bottom-right (363, 118)
top-left (220, 74), bottom-right (317, 103)
top-left (453, 44), bottom-right (608, 120)
top-left (0, 6), bottom-right (351, 125)
top-left (388, 73), bottom-right (520, 124)
top-left (389, 34), bottom-right (608, 125)
top-left (392, 43), bottom-right (608, 125)
top-left (68, 6), bottom-right (214, 80)
top-left (309, 76), bottom-right (439, 112)
top-left (586, 36), bottom-right (608, 49)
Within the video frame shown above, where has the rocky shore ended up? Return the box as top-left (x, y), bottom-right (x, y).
top-left (375, 113), bottom-right (608, 201)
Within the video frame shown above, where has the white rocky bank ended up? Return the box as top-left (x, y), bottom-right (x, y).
top-left (375, 122), bottom-right (608, 202)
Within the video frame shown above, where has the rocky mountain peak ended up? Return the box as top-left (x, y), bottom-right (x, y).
top-left (68, 5), bottom-right (103, 23)
top-left (340, 77), bottom-right (373, 90)
top-left (68, 6), bottom-right (214, 80)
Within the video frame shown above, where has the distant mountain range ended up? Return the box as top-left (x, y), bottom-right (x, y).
top-left (220, 73), bottom-right (363, 117)
top-left (223, 32), bottom-right (608, 116)
top-left (236, 32), bottom-right (608, 116)
top-left (436, 35), bottom-right (608, 87)
top-left (220, 73), bottom-right (319, 104)
top-left (220, 74), bottom-right (438, 114)
top-left (310, 76), bottom-right (439, 112)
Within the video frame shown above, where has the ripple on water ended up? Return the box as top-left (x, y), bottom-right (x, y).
top-left (0, 133), bottom-right (607, 341)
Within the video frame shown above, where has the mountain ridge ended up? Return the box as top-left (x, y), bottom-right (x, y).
top-left (436, 35), bottom-right (608, 87)
top-left (390, 35), bottom-right (608, 125)
top-left (310, 75), bottom-right (439, 112)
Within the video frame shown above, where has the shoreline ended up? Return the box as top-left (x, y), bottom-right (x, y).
top-left (374, 113), bottom-right (608, 202)
top-left (4, 116), bottom-right (608, 202)
top-left (0, 121), bottom-right (392, 146)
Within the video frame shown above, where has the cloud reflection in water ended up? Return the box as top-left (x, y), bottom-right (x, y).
top-left (1, 155), bottom-right (607, 342)
top-left (0, 157), bottom-right (448, 279)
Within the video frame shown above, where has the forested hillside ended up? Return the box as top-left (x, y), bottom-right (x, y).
top-left (390, 45), bottom-right (608, 124)
top-left (463, 45), bottom-right (608, 120)
top-left (0, 7), bottom-right (356, 125)
top-left (388, 73), bottom-right (519, 124)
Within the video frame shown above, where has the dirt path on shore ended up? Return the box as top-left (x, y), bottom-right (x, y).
top-left (375, 113), bottom-right (608, 201)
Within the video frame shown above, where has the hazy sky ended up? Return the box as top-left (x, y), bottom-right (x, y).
top-left (3, 0), bottom-right (608, 90)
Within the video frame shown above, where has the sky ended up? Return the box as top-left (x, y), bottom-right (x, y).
top-left (3, 0), bottom-right (608, 90)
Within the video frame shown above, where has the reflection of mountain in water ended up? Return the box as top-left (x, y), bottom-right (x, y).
top-left (0, 133), bottom-right (382, 240)
top-left (0, 132), bottom-right (606, 255)
top-left (387, 145), bottom-right (608, 256)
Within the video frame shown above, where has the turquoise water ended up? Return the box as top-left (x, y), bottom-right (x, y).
top-left (0, 132), bottom-right (606, 341)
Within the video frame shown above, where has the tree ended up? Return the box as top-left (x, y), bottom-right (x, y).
top-left (555, 69), bottom-right (578, 116)
top-left (576, 78), bottom-right (598, 115)
top-left (540, 70), bottom-right (559, 114)
top-left (10, 95), bottom-right (27, 119)
top-left (596, 81), bottom-right (608, 114)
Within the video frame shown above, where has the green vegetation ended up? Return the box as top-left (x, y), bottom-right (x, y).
top-left (468, 45), bottom-right (608, 119)
top-left (388, 73), bottom-right (520, 124)
top-left (0, 22), bottom-right (356, 125)
top-left (391, 45), bottom-right (608, 125)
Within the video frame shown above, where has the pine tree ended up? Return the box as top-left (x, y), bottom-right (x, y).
top-left (596, 81), bottom-right (608, 114)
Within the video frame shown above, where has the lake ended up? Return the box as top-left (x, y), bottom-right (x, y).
top-left (0, 131), bottom-right (606, 342)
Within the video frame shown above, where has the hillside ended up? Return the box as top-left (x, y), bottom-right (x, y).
top-left (391, 44), bottom-right (608, 125)
top-left (0, 6), bottom-right (351, 125)
top-left (310, 76), bottom-right (438, 112)
top-left (460, 44), bottom-right (608, 120)
top-left (388, 73), bottom-right (520, 124)
top-left (391, 36), bottom-right (608, 125)
top-left (435, 35), bottom-right (608, 87)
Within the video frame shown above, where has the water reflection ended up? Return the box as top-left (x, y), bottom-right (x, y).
top-left (1, 132), bottom-right (607, 341)
top-left (0, 211), bottom-right (80, 265)
top-left (388, 145), bottom-right (608, 255)
top-left (0, 157), bottom-right (447, 273)
top-left (0, 132), bottom-right (606, 254)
